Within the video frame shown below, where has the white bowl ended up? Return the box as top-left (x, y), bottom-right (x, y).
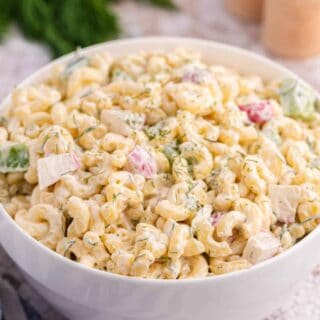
top-left (0, 37), bottom-right (320, 320)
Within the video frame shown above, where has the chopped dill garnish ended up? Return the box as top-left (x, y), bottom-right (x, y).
top-left (76, 125), bottom-right (98, 141)
top-left (300, 214), bottom-right (320, 225)
top-left (63, 240), bottom-right (76, 256)
top-left (62, 56), bottom-right (89, 78)
top-left (61, 169), bottom-right (75, 176)
top-left (41, 131), bottom-right (59, 152)
top-left (112, 192), bottom-right (122, 202)
top-left (72, 113), bottom-right (79, 131)
top-left (280, 224), bottom-right (287, 240)
top-left (84, 238), bottom-right (99, 247)
top-left (136, 237), bottom-right (149, 242)
top-left (41, 134), bottom-right (51, 151)
top-left (0, 116), bottom-right (7, 126)
top-left (145, 121), bottom-right (170, 140)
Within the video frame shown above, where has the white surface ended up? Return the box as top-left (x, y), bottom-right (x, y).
top-left (1, 1), bottom-right (320, 319)
top-left (1, 37), bottom-right (320, 320)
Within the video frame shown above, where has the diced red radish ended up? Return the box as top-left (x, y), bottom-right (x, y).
top-left (128, 146), bottom-right (157, 178)
top-left (37, 153), bottom-right (80, 190)
top-left (239, 101), bottom-right (273, 124)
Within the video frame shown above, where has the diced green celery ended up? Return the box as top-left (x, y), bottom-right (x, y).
top-left (309, 157), bottom-right (320, 170)
top-left (0, 143), bottom-right (29, 173)
top-left (279, 78), bottom-right (316, 120)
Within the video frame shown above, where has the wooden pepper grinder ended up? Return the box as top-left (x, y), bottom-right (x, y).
top-left (224, 0), bottom-right (264, 22)
top-left (262, 0), bottom-right (320, 58)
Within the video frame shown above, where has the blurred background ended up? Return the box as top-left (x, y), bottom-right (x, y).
top-left (1, 0), bottom-right (320, 99)
top-left (0, 0), bottom-right (320, 319)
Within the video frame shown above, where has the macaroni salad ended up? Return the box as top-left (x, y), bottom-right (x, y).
top-left (1, 49), bottom-right (320, 279)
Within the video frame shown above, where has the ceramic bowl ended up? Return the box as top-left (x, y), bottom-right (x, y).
top-left (0, 37), bottom-right (319, 320)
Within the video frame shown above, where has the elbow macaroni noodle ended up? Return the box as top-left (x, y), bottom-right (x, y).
top-left (1, 48), bottom-right (320, 279)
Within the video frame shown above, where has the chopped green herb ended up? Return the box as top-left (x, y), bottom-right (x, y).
top-left (306, 137), bottom-right (315, 152)
top-left (136, 253), bottom-right (148, 260)
top-left (156, 256), bottom-right (171, 263)
top-left (72, 113), bottom-right (79, 131)
top-left (40, 134), bottom-right (51, 151)
top-left (76, 125), bottom-right (98, 141)
top-left (40, 131), bottom-right (59, 152)
top-left (136, 237), bottom-right (149, 242)
top-left (246, 159), bottom-right (258, 163)
top-left (300, 214), bottom-right (320, 225)
top-left (84, 168), bottom-right (106, 183)
top-left (309, 157), bottom-right (320, 170)
top-left (162, 140), bottom-right (180, 162)
top-left (186, 156), bottom-right (198, 166)
top-left (145, 121), bottom-right (170, 140)
top-left (62, 56), bottom-right (89, 78)
top-left (235, 150), bottom-right (246, 158)
top-left (315, 98), bottom-right (320, 112)
top-left (279, 224), bottom-right (287, 240)
top-left (124, 112), bottom-right (145, 130)
top-left (61, 170), bottom-right (75, 176)
top-left (84, 238), bottom-right (99, 247)
top-left (63, 239), bottom-right (76, 256)
top-left (112, 192), bottom-right (122, 202)
top-left (0, 116), bottom-right (7, 126)
top-left (79, 89), bottom-right (93, 99)
top-left (144, 87), bottom-right (152, 94)
top-left (187, 181), bottom-right (198, 194)
top-left (185, 194), bottom-right (201, 212)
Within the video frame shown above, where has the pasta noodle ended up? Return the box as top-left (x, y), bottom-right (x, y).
top-left (1, 49), bottom-right (320, 279)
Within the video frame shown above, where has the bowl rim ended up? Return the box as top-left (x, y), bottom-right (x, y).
top-left (1, 36), bottom-right (319, 286)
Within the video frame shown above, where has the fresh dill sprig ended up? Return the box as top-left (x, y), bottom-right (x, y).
top-left (0, 0), bottom-right (176, 57)
top-left (76, 125), bottom-right (98, 141)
